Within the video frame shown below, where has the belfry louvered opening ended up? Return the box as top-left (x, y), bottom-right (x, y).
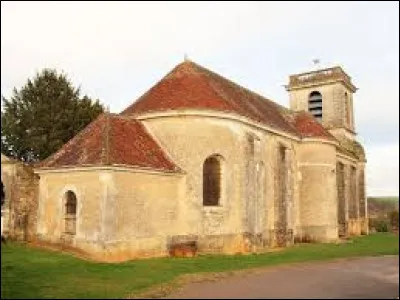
top-left (308, 91), bottom-right (323, 121)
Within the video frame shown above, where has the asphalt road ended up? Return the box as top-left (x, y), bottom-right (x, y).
top-left (166, 256), bottom-right (399, 299)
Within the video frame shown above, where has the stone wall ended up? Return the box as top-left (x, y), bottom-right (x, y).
top-left (336, 161), bottom-right (346, 237)
top-left (335, 156), bottom-right (367, 237)
top-left (288, 82), bottom-right (355, 132)
top-left (35, 112), bottom-right (365, 261)
top-left (1, 155), bottom-right (39, 241)
top-left (296, 141), bottom-right (339, 242)
top-left (358, 165), bottom-right (368, 234)
top-left (274, 145), bottom-right (289, 247)
top-left (142, 114), bottom-right (300, 252)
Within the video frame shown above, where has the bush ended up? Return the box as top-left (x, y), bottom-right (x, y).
top-left (369, 218), bottom-right (389, 232)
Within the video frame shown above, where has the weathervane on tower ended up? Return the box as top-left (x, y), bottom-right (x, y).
top-left (312, 58), bottom-right (321, 70)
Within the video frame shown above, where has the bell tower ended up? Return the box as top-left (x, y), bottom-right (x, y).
top-left (286, 66), bottom-right (357, 139)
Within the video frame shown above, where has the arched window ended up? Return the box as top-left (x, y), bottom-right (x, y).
top-left (64, 191), bottom-right (77, 235)
top-left (308, 91), bottom-right (323, 121)
top-left (203, 155), bottom-right (222, 206)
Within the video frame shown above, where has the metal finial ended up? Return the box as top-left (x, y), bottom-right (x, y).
top-left (312, 58), bottom-right (321, 70)
top-left (312, 58), bottom-right (320, 65)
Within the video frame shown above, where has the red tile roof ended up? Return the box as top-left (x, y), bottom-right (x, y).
top-left (39, 61), bottom-right (336, 170)
top-left (122, 61), bottom-right (299, 136)
top-left (284, 111), bottom-right (335, 140)
top-left (38, 114), bottom-right (179, 171)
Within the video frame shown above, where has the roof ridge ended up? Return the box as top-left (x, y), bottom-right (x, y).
top-left (105, 112), bottom-right (111, 165)
top-left (121, 61), bottom-right (194, 115)
top-left (38, 113), bottom-right (107, 168)
top-left (120, 60), bottom-right (307, 137)
top-left (188, 61), bottom-right (292, 113)
top-left (187, 61), bottom-right (298, 134)
top-left (38, 114), bottom-right (180, 171)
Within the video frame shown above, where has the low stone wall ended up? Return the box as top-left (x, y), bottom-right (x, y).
top-left (347, 218), bottom-right (362, 236)
top-left (1, 159), bottom-right (39, 241)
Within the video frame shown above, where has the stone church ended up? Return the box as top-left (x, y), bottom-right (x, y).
top-left (30, 60), bottom-right (367, 261)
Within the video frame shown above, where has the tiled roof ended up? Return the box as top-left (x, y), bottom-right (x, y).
top-left (122, 60), bottom-right (300, 136)
top-left (39, 60), bottom-right (338, 170)
top-left (284, 111), bottom-right (335, 141)
top-left (38, 114), bottom-right (179, 171)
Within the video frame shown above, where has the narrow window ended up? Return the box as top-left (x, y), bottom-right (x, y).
top-left (64, 191), bottom-right (77, 235)
top-left (203, 155), bottom-right (222, 206)
top-left (308, 91), bottom-right (323, 121)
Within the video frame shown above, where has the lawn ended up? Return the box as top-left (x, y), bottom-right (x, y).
top-left (368, 196), bottom-right (399, 203)
top-left (1, 233), bottom-right (399, 299)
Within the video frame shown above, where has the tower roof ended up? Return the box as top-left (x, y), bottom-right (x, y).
top-left (286, 66), bottom-right (357, 92)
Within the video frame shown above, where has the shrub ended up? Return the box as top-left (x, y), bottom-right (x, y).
top-left (369, 218), bottom-right (389, 232)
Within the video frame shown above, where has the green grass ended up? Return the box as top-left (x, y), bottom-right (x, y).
top-left (1, 233), bottom-right (399, 299)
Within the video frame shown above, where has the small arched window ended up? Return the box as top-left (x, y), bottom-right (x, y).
top-left (64, 191), bottom-right (77, 235)
top-left (203, 155), bottom-right (222, 206)
top-left (308, 91), bottom-right (323, 121)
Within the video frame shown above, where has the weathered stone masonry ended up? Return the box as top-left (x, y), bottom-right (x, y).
top-left (29, 61), bottom-right (367, 261)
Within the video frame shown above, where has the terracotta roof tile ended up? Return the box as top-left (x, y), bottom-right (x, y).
top-left (122, 61), bottom-right (299, 136)
top-left (38, 114), bottom-right (179, 171)
top-left (39, 61), bottom-right (337, 171)
top-left (284, 111), bottom-right (335, 140)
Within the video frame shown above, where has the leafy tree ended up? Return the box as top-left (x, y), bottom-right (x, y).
top-left (1, 69), bottom-right (104, 162)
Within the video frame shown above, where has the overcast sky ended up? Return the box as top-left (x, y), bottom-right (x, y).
top-left (1, 1), bottom-right (398, 197)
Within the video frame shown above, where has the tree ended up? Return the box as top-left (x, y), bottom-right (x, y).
top-left (1, 69), bottom-right (104, 162)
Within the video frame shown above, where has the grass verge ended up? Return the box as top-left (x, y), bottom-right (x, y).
top-left (1, 233), bottom-right (398, 299)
